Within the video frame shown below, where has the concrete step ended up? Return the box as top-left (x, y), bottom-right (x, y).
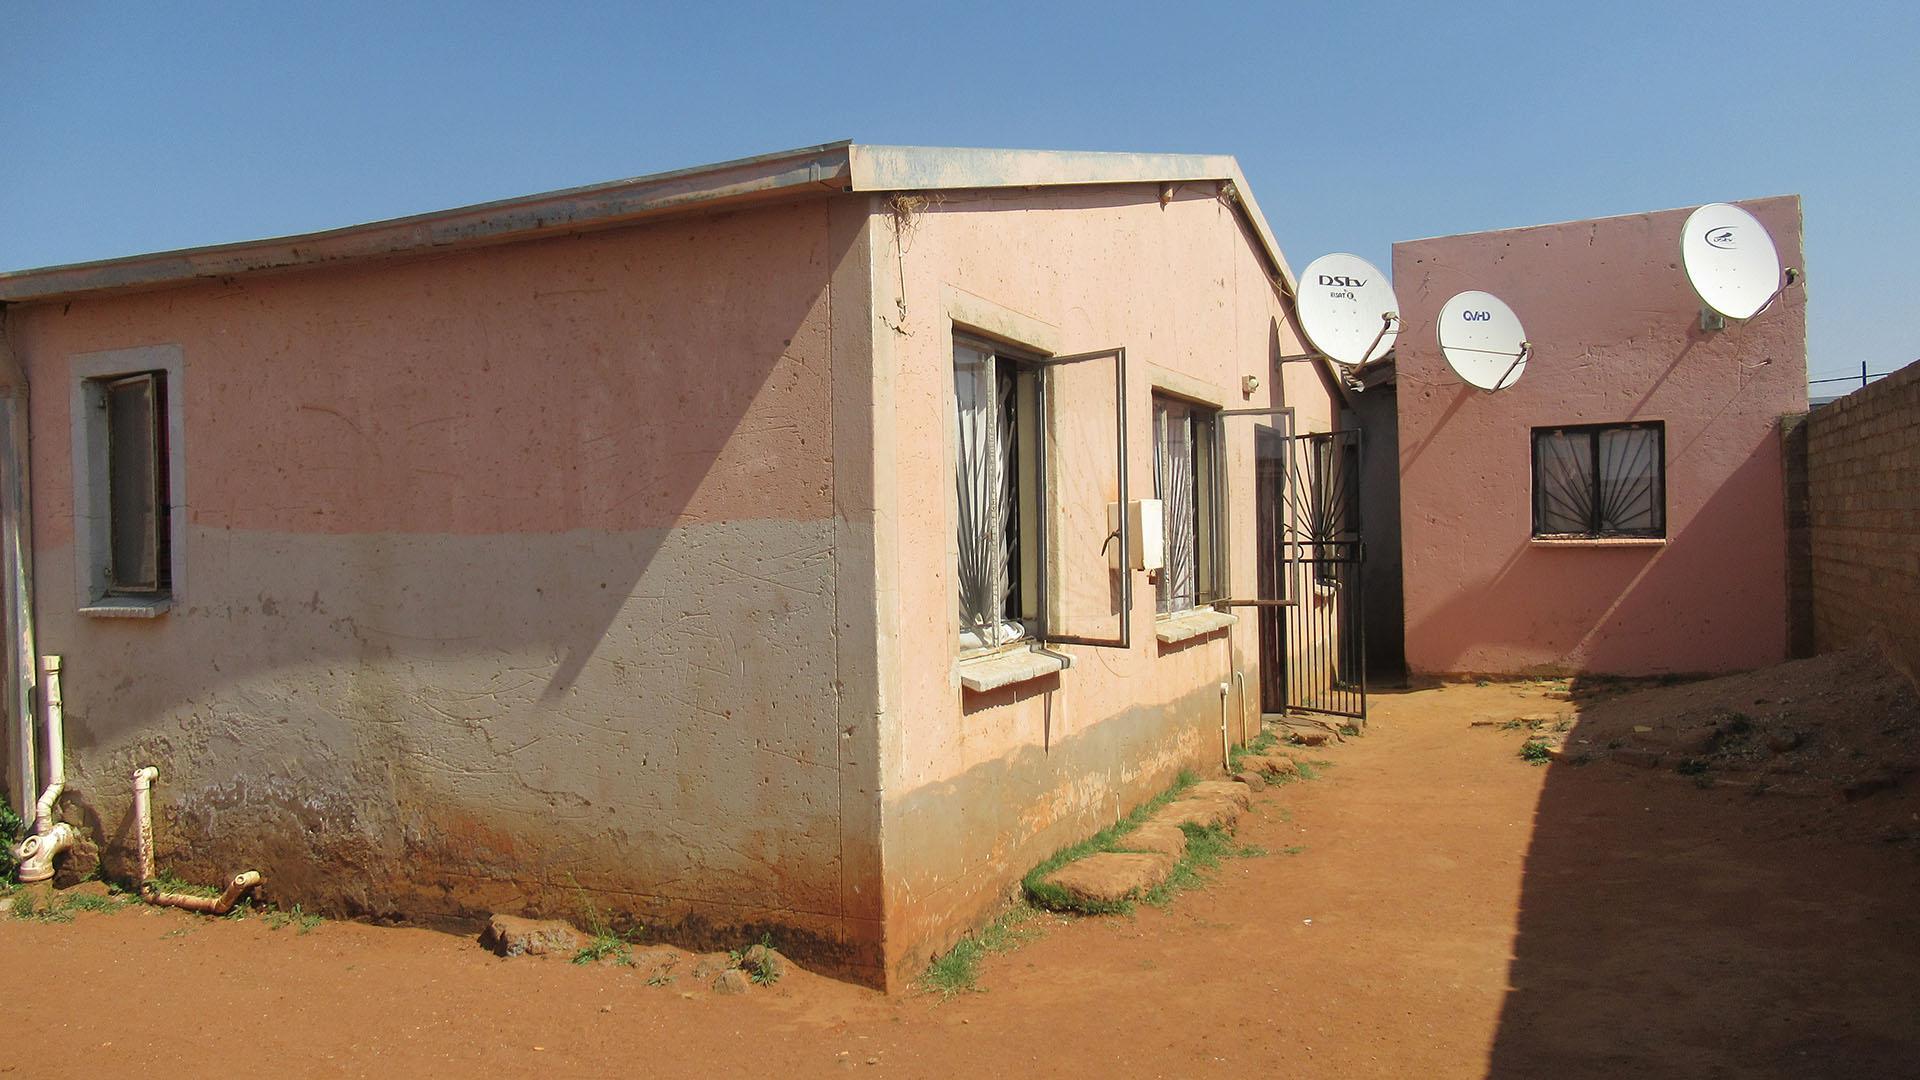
top-left (1149, 795), bottom-right (1242, 832)
top-left (1037, 850), bottom-right (1177, 906)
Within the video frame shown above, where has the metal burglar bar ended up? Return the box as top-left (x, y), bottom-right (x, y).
top-left (1279, 429), bottom-right (1365, 721)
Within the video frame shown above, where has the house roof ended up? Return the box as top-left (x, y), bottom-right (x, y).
top-left (0, 142), bottom-right (1295, 304)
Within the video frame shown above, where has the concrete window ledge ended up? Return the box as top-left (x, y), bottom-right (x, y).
top-left (956, 647), bottom-right (1069, 693)
top-left (79, 597), bottom-right (171, 619)
top-left (1155, 608), bottom-right (1238, 645)
top-left (1529, 537), bottom-right (1668, 549)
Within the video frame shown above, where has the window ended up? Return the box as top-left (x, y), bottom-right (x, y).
top-left (955, 338), bottom-right (1040, 650)
top-left (1153, 395), bottom-right (1220, 614)
top-left (102, 374), bottom-right (172, 595)
top-left (71, 344), bottom-right (185, 614)
top-left (953, 335), bottom-right (1131, 654)
top-left (1532, 421), bottom-right (1665, 538)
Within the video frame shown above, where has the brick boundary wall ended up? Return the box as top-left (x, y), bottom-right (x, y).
top-left (1805, 358), bottom-right (1920, 678)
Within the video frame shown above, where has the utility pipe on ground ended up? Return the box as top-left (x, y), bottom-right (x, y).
top-left (131, 766), bottom-right (262, 915)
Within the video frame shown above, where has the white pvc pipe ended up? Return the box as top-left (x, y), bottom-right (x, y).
top-left (1219, 682), bottom-right (1232, 771)
top-left (14, 655), bottom-right (73, 883)
top-left (32, 655), bottom-right (63, 836)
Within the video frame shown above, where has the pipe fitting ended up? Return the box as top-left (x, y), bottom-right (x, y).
top-left (13, 820), bottom-right (74, 883)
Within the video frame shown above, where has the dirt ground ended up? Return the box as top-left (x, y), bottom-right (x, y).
top-left (6, 663), bottom-right (1919, 1079)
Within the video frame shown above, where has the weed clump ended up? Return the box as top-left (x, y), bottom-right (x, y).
top-left (1021, 772), bottom-right (1197, 914)
top-left (920, 905), bottom-right (1043, 997)
top-left (1520, 739), bottom-right (1554, 765)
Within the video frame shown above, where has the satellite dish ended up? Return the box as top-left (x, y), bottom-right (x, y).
top-left (1296, 254), bottom-right (1400, 366)
top-left (1438, 291), bottom-right (1528, 391)
top-left (1682, 202), bottom-right (1784, 321)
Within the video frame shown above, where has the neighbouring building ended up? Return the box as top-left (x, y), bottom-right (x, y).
top-left (0, 143), bottom-right (1344, 988)
top-left (1375, 196), bottom-right (1808, 677)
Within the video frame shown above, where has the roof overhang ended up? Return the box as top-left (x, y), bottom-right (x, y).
top-left (0, 141), bottom-right (1295, 304)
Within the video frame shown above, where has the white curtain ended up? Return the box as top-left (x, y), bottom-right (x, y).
top-left (955, 343), bottom-right (1018, 647)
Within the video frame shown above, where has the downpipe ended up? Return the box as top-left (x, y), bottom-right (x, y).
top-left (1233, 669), bottom-right (1250, 747)
top-left (1219, 682), bottom-right (1232, 771)
top-left (14, 655), bottom-right (74, 883)
top-left (131, 766), bottom-right (262, 914)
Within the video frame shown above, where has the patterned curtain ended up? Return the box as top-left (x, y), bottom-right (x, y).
top-left (1157, 400), bottom-right (1198, 613)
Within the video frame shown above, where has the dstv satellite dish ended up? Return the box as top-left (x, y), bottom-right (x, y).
top-left (1297, 254), bottom-right (1400, 366)
top-left (1438, 291), bottom-right (1528, 391)
top-left (1682, 202), bottom-right (1791, 323)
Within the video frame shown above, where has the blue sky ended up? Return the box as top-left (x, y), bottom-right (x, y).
top-left (3, 2), bottom-right (1913, 385)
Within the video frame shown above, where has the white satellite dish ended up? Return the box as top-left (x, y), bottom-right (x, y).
top-left (1296, 253), bottom-right (1400, 366)
top-left (1438, 291), bottom-right (1529, 391)
top-left (1682, 202), bottom-right (1785, 321)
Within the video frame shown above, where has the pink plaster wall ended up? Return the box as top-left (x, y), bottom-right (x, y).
top-left (872, 182), bottom-right (1337, 983)
top-left (3, 195), bottom-right (890, 979)
top-left (1394, 196), bottom-right (1808, 676)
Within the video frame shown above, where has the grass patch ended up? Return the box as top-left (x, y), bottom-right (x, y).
top-left (1520, 739), bottom-right (1554, 765)
top-left (1021, 772), bottom-right (1196, 914)
top-left (150, 870), bottom-right (222, 899)
top-left (9, 888), bottom-right (129, 922)
top-left (566, 878), bottom-right (638, 966)
top-left (1142, 823), bottom-right (1265, 908)
top-left (920, 904), bottom-right (1044, 997)
top-left (729, 933), bottom-right (783, 986)
top-left (1337, 722), bottom-right (1361, 737)
top-left (1228, 731), bottom-right (1280, 772)
top-left (264, 904), bottom-right (324, 934)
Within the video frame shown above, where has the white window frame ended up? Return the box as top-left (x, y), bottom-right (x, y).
top-left (70, 345), bottom-right (186, 617)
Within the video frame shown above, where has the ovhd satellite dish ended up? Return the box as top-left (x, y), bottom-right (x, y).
top-left (1296, 254), bottom-right (1399, 366)
top-left (1438, 291), bottom-right (1529, 391)
top-left (1682, 202), bottom-right (1785, 321)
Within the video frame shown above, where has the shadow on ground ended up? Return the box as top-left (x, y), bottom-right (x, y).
top-left (1485, 650), bottom-right (1920, 1079)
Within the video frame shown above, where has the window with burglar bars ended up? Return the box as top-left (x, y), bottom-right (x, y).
top-left (1153, 395), bottom-right (1220, 614)
top-left (954, 338), bottom-right (1039, 650)
top-left (1532, 421), bottom-right (1666, 538)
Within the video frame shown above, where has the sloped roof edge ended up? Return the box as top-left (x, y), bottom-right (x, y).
top-left (1, 141), bottom-right (1294, 304)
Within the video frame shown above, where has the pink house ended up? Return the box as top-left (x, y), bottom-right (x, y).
top-left (1385, 196), bottom-right (1808, 678)
top-left (0, 143), bottom-right (1346, 987)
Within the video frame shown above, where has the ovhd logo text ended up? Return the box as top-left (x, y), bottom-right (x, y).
top-left (1704, 227), bottom-right (1738, 250)
top-left (1318, 275), bottom-right (1368, 287)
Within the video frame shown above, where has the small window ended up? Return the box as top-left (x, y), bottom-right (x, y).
top-left (73, 350), bottom-right (182, 613)
top-left (1532, 421), bottom-right (1665, 538)
top-left (953, 335), bottom-right (1131, 653)
top-left (102, 373), bottom-right (172, 595)
top-left (1153, 395), bottom-right (1221, 614)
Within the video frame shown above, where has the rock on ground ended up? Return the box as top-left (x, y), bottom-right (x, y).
top-left (482, 914), bottom-right (587, 958)
top-left (738, 943), bottom-right (786, 983)
top-left (1039, 851), bottom-right (1176, 905)
top-left (710, 968), bottom-right (751, 995)
top-left (1151, 797), bottom-right (1241, 832)
top-left (1121, 823), bottom-right (1188, 858)
top-left (1188, 780), bottom-right (1254, 809)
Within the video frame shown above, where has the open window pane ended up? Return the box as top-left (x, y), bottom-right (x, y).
top-left (1040, 348), bottom-right (1129, 648)
top-left (1214, 407), bottom-right (1293, 607)
top-left (105, 374), bottom-right (163, 593)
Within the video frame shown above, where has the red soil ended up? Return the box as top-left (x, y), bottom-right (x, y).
top-left (5, 665), bottom-right (1917, 1078)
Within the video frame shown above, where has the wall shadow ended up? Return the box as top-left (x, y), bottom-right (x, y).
top-left (1485, 676), bottom-right (1920, 1078)
top-left (1405, 438), bottom-right (1790, 674)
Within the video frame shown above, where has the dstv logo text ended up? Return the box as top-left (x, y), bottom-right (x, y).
top-left (1704, 227), bottom-right (1739, 250)
top-left (1318, 274), bottom-right (1368, 288)
top-left (1461, 310), bottom-right (1492, 322)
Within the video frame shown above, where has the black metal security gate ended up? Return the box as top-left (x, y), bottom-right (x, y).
top-left (1280, 428), bottom-right (1366, 720)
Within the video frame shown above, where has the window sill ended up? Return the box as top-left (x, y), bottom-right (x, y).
top-left (1155, 608), bottom-right (1238, 645)
top-left (955, 646), bottom-right (1070, 693)
top-left (80, 596), bottom-right (171, 619)
top-left (1529, 537), bottom-right (1668, 549)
